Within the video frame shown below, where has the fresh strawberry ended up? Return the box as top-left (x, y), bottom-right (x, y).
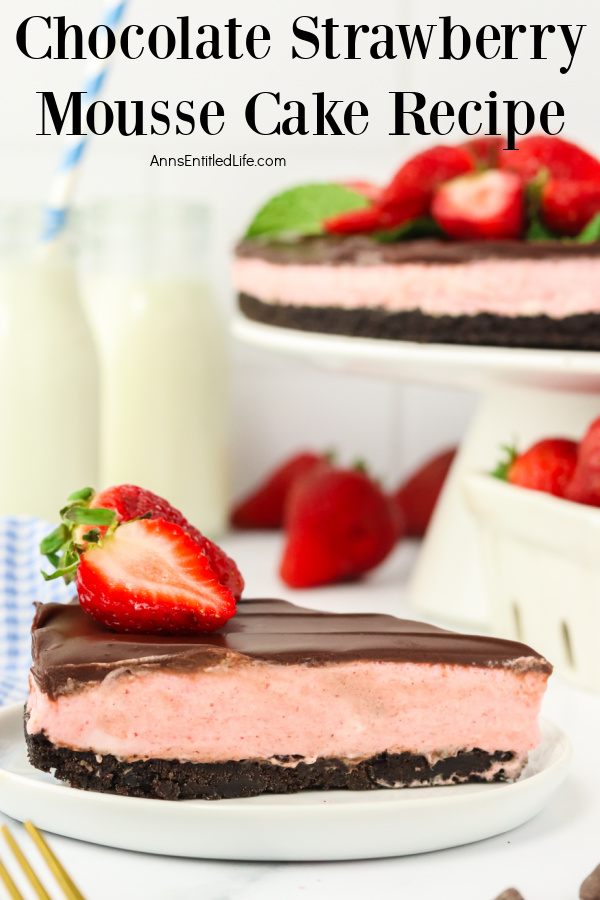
top-left (77, 518), bottom-right (236, 634)
top-left (280, 464), bottom-right (399, 588)
top-left (392, 448), bottom-right (456, 538)
top-left (500, 136), bottom-right (600, 182)
top-left (232, 452), bottom-right (327, 529)
top-left (92, 484), bottom-right (244, 599)
top-left (432, 170), bottom-right (524, 240)
top-left (496, 439), bottom-right (578, 497)
top-left (564, 418), bottom-right (600, 506)
top-left (324, 205), bottom-right (389, 235)
top-left (326, 146), bottom-right (474, 235)
top-left (462, 136), bottom-right (506, 169)
top-left (379, 145), bottom-right (475, 221)
top-left (541, 179), bottom-right (600, 236)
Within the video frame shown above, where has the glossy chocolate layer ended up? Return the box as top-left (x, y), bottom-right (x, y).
top-left (31, 599), bottom-right (551, 697)
top-left (235, 235), bottom-right (600, 266)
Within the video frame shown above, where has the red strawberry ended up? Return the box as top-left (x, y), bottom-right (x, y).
top-left (77, 518), bottom-right (237, 634)
top-left (326, 146), bottom-right (474, 235)
top-left (499, 439), bottom-right (578, 497)
top-left (564, 418), bottom-right (600, 505)
top-left (232, 452), bottom-right (327, 529)
top-left (92, 485), bottom-right (244, 599)
top-left (280, 464), bottom-right (400, 588)
top-left (541, 179), bottom-right (600, 236)
top-left (462, 136), bottom-right (506, 169)
top-left (379, 145), bottom-right (475, 221)
top-left (500, 136), bottom-right (600, 182)
top-left (392, 448), bottom-right (456, 538)
top-left (432, 170), bottom-right (524, 240)
top-left (324, 205), bottom-right (389, 235)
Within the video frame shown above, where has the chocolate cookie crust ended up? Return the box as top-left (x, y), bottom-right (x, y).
top-left (239, 293), bottom-right (600, 350)
top-left (25, 729), bottom-right (519, 801)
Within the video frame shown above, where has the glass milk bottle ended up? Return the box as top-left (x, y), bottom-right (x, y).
top-left (80, 201), bottom-right (228, 537)
top-left (0, 206), bottom-right (99, 519)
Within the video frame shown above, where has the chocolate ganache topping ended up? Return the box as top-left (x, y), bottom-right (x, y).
top-left (31, 599), bottom-right (551, 697)
top-left (235, 235), bottom-right (600, 266)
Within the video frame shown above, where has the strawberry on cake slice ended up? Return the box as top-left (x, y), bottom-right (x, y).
top-left (234, 135), bottom-right (600, 350)
top-left (26, 484), bottom-right (552, 800)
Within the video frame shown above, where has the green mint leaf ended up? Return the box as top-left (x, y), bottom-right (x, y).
top-left (573, 213), bottom-right (600, 244)
top-left (245, 184), bottom-right (368, 239)
top-left (374, 217), bottom-right (444, 243)
top-left (62, 506), bottom-right (117, 527)
top-left (67, 487), bottom-right (95, 503)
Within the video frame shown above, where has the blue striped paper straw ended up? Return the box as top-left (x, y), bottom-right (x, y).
top-left (40, 1), bottom-right (128, 244)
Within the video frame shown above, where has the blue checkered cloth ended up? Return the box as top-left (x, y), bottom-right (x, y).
top-left (0, 516), bottom-right (73, 706)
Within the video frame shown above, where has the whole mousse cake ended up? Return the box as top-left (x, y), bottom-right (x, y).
top-left (25, 485), bottom-right (552, 801)
top-left (234, 135), bottom-right (600, 350)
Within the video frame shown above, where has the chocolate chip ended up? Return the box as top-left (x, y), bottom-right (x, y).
top-left (494, 891), bottom-right (525, 900)
top-left (581, 864), bottom-right (600, 900)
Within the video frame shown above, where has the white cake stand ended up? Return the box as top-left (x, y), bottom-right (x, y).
top-left (234, 315), bottom-right (600, 626)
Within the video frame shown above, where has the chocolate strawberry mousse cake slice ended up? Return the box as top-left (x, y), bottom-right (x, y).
top-left (235, 136), bottom-right (600, 350)
top-left (26, 599), bottom-right (551, 800)
top-left (26, 484), bottom-right (551, 801)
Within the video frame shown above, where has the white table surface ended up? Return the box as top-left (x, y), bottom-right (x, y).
top-left (1, 533), bottom-right (598, 900)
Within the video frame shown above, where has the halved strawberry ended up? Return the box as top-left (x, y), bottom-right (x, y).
top-left (77, 518), bottom-right (236, 634)
top-left (541, 179), bottom-right (600, 236)
top-left (379, 145), bottom-right (475, 220)
top-left (91, 485), bottom-right (244, 599)
top-left (432, 170), bottom-right (524, 240)
top-left (500, 136), bottom-right (600, 182)
top-left (232, 451), bottom-right (327, 529)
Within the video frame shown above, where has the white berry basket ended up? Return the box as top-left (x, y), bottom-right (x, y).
top-left (464, 473), bottom-right (600, 692)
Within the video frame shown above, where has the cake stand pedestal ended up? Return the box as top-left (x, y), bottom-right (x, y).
top-left (234, 316), bottom-right (600, 626)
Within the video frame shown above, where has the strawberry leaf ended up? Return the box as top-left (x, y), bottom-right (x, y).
top-left (39, 486), bottom-right (117, 585)
top-left (245, 184), bottom-right (368, 239)
top-left (525, 171), bottom-right (557, 242)
top-left (62, 507), bottom-right (117, 526)
top-left (374, 217), bottom-right (444, 243)
top-left (492, 445), bottom-right (518, 481)
top-left (573, 213), bottom-right (600, 244)
top-left (67, 487), bottom-right (95, 502)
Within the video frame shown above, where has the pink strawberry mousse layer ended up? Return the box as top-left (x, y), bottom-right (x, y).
top-left (233, 257), bottom-right (600, 318)
top-left (27, 659), bottom-right (547, 764)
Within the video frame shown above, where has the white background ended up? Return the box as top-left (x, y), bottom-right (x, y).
top-left (0, 0), bottom-right (597, 493)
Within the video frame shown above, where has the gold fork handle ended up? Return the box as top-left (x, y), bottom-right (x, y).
top-left (2, 825), bottom-right (51, 900)
top-left (0, 856), bottom-right (24, 900)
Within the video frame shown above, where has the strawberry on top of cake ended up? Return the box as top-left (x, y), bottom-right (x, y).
top-left (234, 135), bottom-right (600, 349)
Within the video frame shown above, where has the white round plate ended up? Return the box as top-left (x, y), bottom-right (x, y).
top-left (234, 314), bottom-right (600, 394)
top-left (0, 705), bottom-right (571, 860)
